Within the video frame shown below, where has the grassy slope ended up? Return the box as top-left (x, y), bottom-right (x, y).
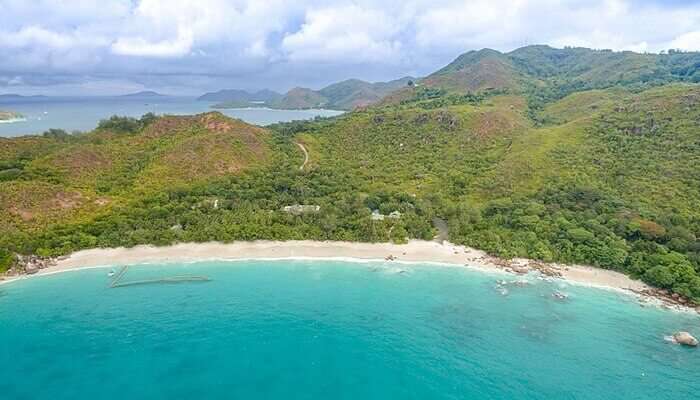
top-left (0, 113), bottom-right (270, 237)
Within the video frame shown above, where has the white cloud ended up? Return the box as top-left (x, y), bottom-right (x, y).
top-left (2, 0), bottom-right (700, 94)
top-left (110, 0), bottom-right (295, 58)
top-left (0, 25), bottom-right (108, 71)
top-left (415, 0), bottom-right (525, 49)
top-left (669, 31), bottom-right (700, 51)
top-left (282, 5), bottom-right (403, 63)
top-left (112, 28), bottom-right (195, 57)
top-left (0, 26), bottom-right (83, 49)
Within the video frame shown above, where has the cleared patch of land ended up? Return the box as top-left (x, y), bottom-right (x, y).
top-left (296, 142), bottom-right (309, 170)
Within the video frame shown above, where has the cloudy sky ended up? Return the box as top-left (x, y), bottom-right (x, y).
top-left (2, 0), bottom-right (700, 95)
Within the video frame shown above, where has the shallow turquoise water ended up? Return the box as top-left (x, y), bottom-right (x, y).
top-left (0, 260), bottom-right (698, 399)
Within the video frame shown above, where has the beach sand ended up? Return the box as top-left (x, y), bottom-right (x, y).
top-left (14, 240), bottom-right (648, 292)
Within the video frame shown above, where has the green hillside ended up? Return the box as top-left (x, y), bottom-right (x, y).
top-left (0, 113), bottom-right (270, 252)
top-left (302, 84), bottom-right (700, 300)
top-left (272, 87), bottom-right (328, 109)
top-left (416, 45), bottom-right (700, 107)
top-left (2, 47), bottom-right (700, 301)
top-left (316, 77), bottom-right (414, 109)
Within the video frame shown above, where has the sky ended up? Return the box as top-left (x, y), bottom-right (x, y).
top-left (2, 0), bottom-right (700, 96)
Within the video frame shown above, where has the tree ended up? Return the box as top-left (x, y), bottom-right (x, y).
top-left (629, 218), bottom-right (666, 241)
top-left (42, 128), bottom-right (69, 139)
top-left (0, 248), bottom-right (15, 272)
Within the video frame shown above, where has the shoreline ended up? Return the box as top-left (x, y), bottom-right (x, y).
top-left (0, 117), bottom-right (27, 124)
top-left (2, 240), bottom-right (647, 290)
top-left (5, 239), bottom-right (699, 314)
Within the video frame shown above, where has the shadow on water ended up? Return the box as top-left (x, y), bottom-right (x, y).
top-left (428, 302), bottom-right (491, 342)
top-left (516, 315), bottom-right (563, 344)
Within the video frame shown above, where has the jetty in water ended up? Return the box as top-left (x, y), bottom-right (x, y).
top-left (109, 265), bottom-right (210, 288)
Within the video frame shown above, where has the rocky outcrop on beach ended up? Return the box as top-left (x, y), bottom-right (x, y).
top-left (2, 255), bottom-right (59, 277)
top-left (468, 253), bottom-right (700, 313)
top-left (630, 287), bottom-right (698, 312)
top-left (672, 332), bottom-right (698, 347)
top-left (483, 257), bottom-right (563, 278)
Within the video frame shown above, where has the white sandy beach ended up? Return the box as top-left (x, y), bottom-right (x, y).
top-left (7, 240), bottom-right (649, 292)
top-left (0, 117), bottom-right (27, 124)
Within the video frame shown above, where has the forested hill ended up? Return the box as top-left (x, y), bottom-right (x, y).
top-left (203, 77), bottom-right (414, 110)
top-left (2, 47), bottom-right (700, 302)
top-left (411, 45), bottom-right (700, 104)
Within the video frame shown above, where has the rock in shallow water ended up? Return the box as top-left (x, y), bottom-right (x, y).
top-left (673, 332), bottom-right (698, 347)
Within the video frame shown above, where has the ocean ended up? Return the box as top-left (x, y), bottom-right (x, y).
top-left (0, 259), bottom-right (698, 399)
top-left (0, 96), bottom-right (343, 137)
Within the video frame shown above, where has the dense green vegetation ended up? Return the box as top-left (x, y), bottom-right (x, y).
top-left (307, 84), bottom-right (700, 299)
top-left (96, 113), bottom-right (158, 133)
top-left (416, 45), bottom-right (700, 125)
top-left (0, 248), bottom-right (13, 272)
top-left (2, 46), bottom-right (700, 300)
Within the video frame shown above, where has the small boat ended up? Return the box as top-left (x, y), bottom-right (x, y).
top-left (107, 269), bottom-right (116, 277)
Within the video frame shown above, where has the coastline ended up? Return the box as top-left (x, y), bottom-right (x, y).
top-left (0, 117), bottom-right (27, 124)
top-left (6, 239), bottom-right (700, 314)
top-left (3, 240), bottom-right (649, 292)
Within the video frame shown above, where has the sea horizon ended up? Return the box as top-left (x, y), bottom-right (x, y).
top-left (0, 96), bottom-right (343, 137)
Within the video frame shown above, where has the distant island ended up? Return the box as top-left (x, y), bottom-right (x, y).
top-left (201, 77), bottom-right (414, 111)
top-left (0, 94), bottom-right (49, 102)
top-left (0, 110), bottom-right (24, 122)
top-left (118, 91), bottom-right (168, 98)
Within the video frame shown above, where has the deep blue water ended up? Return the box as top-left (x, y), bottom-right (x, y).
top-left (0, 260), bottom-right (698, 399)
top-left (0, 97), bottom-right (343, 137)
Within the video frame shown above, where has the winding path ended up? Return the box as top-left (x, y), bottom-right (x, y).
top-left (432, 217), bottom-right (450, 243)
top-left (296, 142), bottom-right (309, 171)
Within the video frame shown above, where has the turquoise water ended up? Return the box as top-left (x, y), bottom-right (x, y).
top-left (0, 97), bottom-right (343, 137)
top-left (0, 260), bottom-right (698, 399)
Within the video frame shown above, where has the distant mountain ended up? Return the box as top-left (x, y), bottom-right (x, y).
top-left (208, 77), bottom-right (415, 111)
top-left (272, 87), bottom-right (328, 109)
top-left (413, 45), bottom-right (700, 100)
top-left (316, 77), bottom-right (415, 109)
top-left (423, 48), bottom-right (520, 92)
top-left (0, 94), bottom-right (49, 101)
top-left (119, 91), bottom-right (168, 98)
